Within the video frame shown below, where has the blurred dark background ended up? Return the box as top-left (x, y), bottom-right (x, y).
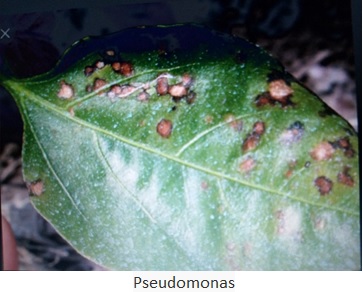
top-left (0, 0), bottom-right (360, 270)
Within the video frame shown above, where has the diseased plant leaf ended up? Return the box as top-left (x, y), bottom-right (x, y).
top-left (1, 25), bottom-right (360, 270)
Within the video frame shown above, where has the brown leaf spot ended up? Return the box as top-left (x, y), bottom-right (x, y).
top-left (168, 84), bottom-right (187, 98)
top-left (255, 92), bottom-right (274, 107)
top-left (112, 61), bottom-right (133, 76)
top-left (137, 91), bottom-right (150, 102)
top-left (242, 134), bottom-right (260, 152)
top-left (332, 137), bottom-right (355, 158)
top-left (156, 76), bottom-right (169, 95)
top-left (156, 119), bottom-right (173, 138)
top-left (239, 157), bottom-right (256, 173)
top-left (343, 148), bottom-right (355, 158)
top-left (335, 137), bottom-right (350, 149)
top-left (118, 85), bottom-right (136, 98)
top-left (106, 85), bottom-right (120, 101)
top-left (57, 81), bottom-right (74, 99)
top-left (285, 169), bottom-right (293, 179)
top-left (337, 167), bottom-right (354, 187)
top-left (93, 78), bottom-right (107, 90)
top-left (242, 121), bottom-right (265, 152)
top-left (268, 79), bottom-right (293, 101)
top-left (108, 84), bottom-right (122, 95)
top-left (252, 121), bottom-right (265, 136)
top-left (94, 60), bottom-right (105, 69)
top-left (27, 180), bottom-right (44, 197)
top-left (285, 160), bottom-right (297, 178)
top-left (181, 73), bottom-right (193, 88)
top-left (255, 79), bottom-right (294, 108)
top-left (314, 176), bottom-right (333, 195)
top-left (119, 62), bottom-right (133, 77)
top-left (84, 66), bottom-right (95, 76)
top-left (310, 141), bottom-right (335, 161)
top-left (112, 62), bottom-right (121, 71)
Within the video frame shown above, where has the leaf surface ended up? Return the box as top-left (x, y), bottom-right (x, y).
top-left (1, 25), bottom-right (360, 270)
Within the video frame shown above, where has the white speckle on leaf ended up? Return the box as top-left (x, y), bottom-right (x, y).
top-left (333, 224), bottom-right (354, 249)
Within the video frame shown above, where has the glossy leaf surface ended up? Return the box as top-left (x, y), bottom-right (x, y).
top-left (1, 25), bottom-right (360, 270)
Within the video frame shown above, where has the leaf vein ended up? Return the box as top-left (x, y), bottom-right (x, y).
top-left (93, 132), bottom-right (157, 224)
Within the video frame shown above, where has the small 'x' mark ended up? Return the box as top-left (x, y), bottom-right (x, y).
top-left (0, 28), bottom-right (10, 39)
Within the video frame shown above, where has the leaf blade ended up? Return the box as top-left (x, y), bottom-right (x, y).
top-left (1, 25), bottom-right (360, 270)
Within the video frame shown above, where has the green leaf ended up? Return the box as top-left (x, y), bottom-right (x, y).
top-left (1, 25), bottom-right (360, 270)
